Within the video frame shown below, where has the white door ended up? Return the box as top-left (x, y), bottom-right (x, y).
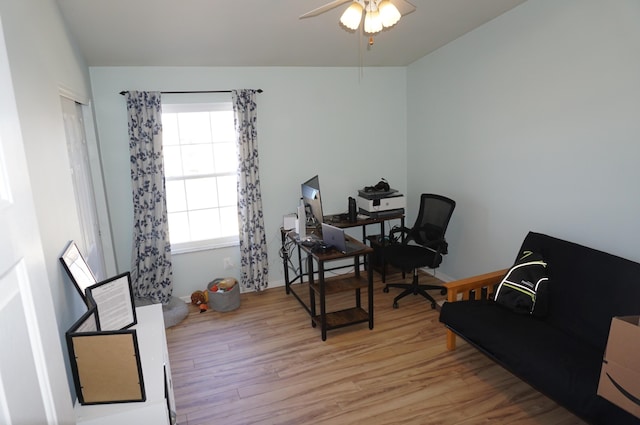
top-left (0, 16), bottom-right (69, 425)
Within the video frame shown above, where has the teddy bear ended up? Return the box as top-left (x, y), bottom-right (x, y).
top-left (190, 290), bottom-right (209, 313)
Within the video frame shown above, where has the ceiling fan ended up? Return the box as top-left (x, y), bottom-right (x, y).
top-left (300, 0), bottom-right (416, 36)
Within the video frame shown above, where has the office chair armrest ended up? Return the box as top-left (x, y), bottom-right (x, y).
top-left (443, 268), bottom-right (509, 350)
top-left (422, 238), bottom-right (448, 253)
top-left (388, 226), bottom-right (411, 243)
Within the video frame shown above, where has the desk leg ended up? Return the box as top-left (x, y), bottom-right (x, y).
top-left (353, 255), bottom-right (362, 309)
top-left (281, 231), bottom-right (291, 295)
top-left (297, 245), bottom-right (304, 284)
top-left (319, 261), bottom-right (327, 341)
top-left (381, 220), bottom-right (391, 282)
top-left (308, 256), bottom-right (316, 328)
top-left (368, 251), bottom-right (374, 330)
top-left (362, 225), bottom-right (368, 270)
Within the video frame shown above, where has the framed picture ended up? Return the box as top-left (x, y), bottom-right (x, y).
top-left (66, 326), bottom-right (145, 405)
top-left (86, 272), bottom-right (137, 331)
top-left (59, 241), bottom-right (98, 306)
top-left (67, 304), bottom-right (99, 334)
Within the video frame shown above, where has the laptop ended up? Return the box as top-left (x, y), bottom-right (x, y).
top-left (321, 223), bottom-right (362, 254)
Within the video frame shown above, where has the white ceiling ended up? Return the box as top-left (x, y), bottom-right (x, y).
top-left (55, 0), bottom-right (527, 67)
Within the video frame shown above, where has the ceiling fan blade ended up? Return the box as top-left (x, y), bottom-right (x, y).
top-left (299, 0), bottom-right (353, 19)
top-left (389, 0), bottom-right (416, 16)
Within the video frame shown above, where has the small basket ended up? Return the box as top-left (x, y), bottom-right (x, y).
top-left (207, 279), bottom-right (240, 312)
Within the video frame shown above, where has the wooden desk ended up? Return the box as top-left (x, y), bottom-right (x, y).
top-left (323, 212), bottom-right (404, 244)
top-left (281, 229), bottom-right (374, 341)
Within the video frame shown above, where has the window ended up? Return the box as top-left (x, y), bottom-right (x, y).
top-left (161, 102), bottom-right (238, 253)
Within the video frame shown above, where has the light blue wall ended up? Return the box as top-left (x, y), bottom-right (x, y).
top-left (89, 67), bottom-right (407, 298)
top-left (407, 0), bottom-right (640, 279)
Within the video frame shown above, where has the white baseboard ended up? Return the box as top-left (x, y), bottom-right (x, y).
top-left (419, 267), bottom-right (455, 283)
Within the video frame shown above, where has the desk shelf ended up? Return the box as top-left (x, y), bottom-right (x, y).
top-left (309, 274), bottom-right (371, 331)
top-left (366, 235), bottom-right (404, 282)
top-left (309, 274), bottom-right (369, 294)
top-left (308, 269), bottom-right (373, 340)
top-left (312, 308), bottom-right (369, 330)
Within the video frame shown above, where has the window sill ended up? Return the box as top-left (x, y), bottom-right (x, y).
top-left (171, 239), bottom-right (239, 255)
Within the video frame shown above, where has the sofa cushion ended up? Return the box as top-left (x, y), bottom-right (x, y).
top-left (440, 300), bottom-right (640, 424)
top-left (494, 250), bottom-right (549, 316)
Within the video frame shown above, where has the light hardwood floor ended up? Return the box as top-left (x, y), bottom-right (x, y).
top-left (166, 272), bottom-right (586, 425)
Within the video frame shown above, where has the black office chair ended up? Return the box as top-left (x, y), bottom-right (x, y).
top-left (383, 194), bottom-right (456, 309)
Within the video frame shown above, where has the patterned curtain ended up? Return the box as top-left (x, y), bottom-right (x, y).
top-left (232, 90), bottom-right (269, 291)
top-left (126, 91), bottom-right (173, 304)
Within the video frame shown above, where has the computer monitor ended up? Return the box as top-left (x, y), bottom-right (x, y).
top-left (301, 175), bottom-right (324, 228)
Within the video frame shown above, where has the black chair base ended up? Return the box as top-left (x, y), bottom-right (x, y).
top-left (383, 268), bottom-right (446, 309)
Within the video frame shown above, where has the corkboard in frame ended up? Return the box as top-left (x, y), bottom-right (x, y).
top-left (66, 308), bottom-right (145, 405)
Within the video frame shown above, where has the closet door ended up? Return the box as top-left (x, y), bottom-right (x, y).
top-left (61, 96), bottom-right (107, 279)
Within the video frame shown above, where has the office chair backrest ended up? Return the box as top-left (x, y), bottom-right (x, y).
top-left (411, 194), bottom-right (456, 246)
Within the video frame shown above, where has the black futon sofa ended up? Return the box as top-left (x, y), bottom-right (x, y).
top-left (439, 231), bottom-right (640, 424)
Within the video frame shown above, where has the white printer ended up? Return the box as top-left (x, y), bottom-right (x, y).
top-left (357, 189), bottom-right (405, 218)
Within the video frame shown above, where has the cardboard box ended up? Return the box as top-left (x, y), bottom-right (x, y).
top-left (598, 316), bottom-right (640, 418)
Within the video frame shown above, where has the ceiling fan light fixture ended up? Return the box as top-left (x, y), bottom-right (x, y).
top-left (364, 9), bottom-right (383, 34)
top-left (379, 0), bottom-right (401, 28)
top-left (339, 3), bottom-right (364, 30)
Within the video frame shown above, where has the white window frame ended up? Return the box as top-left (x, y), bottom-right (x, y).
top-left (161, 99), bottom-right (239, 254)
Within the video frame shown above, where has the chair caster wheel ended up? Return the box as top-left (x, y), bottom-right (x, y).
top-left (383, 286), bottom-right (389, 293)
top-left (393, 302), bottom-right (399, 309)
top-left (440, 288), bottom-right (447, 295)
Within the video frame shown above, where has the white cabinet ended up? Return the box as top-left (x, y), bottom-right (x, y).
top-left (75, 304), bottom-right (176, 425)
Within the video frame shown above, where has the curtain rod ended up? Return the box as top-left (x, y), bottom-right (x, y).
top-left (119, 89), bottom-right (263, 96)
